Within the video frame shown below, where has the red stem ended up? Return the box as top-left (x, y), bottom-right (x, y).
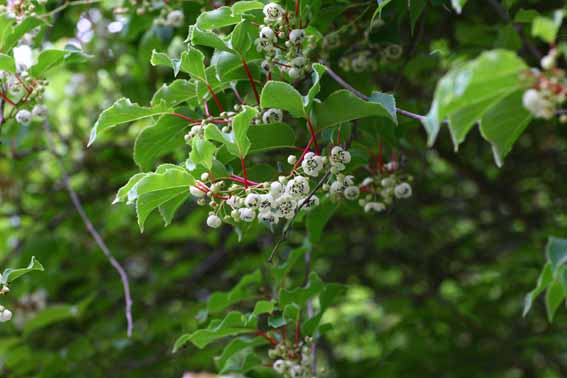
top-left (204, 99), bottom-right (211, 117)
top-left (206, 84), bottom-right (224, 113)
top-left (306, 117), bottom-right (320, 155)
top-left (170, 112), bottom-right (199, 123)
top-left (240, 158), bottom-right (249, 188)
top-left (255, 330), bottom-right (278, 346)
top-left (291, 136), bottom-right (313, 174)
top-left (0, 92), bottom-right (16, 107)
top-left (241, 58), bottom-right (260, 104)
top-left (228, 174), bottom-right (259, 186)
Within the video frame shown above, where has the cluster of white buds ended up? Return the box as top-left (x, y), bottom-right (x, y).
top-left (256, 3), bottom-right (316, 81)
top-left (521, 50), bottom-right (567, 121)
top-left (357, 169), bottom-right (412, 213)
top-left (269, 338), bottom-right (315, 378)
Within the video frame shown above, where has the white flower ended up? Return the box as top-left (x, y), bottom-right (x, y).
top-left (270, 181), bottom-right (284, 198)
top-left (286, 176), bottom-right (309, 198)
top-left (244, 193), bottom-right (260, 208)
top-left (258, 194), bottom-right (275, 213)
top-left (287, 155), bottom-right (297, 165)
top-left (291, 56), bottom-right (306, 70)
top-left (380, 177), bottom-right (396, 188)
top-left (263, 3), bottom-right (284, 21)
top-left (361, 177), bottom-right (374, 187)
top-left (238, 207), bottom-right (256, 222)
top-left (0, 308), bottom-right (12, 322)
top-left (259, 211), bottom-right (280, 225)
top-left (541, 51), bottom-right (556, 70)
top-left (259, 26), bottom-right (276, 41)
top-left (166, 10), bottom-right (184, 27)
top-left (32, 104), bottom-right (48, 118)
top-left (190, 185), bottom-right (206, 198)
top-left (289, 29), bottom-right (305, 44)
top-left (206, 214), bottom-right (222, 228)
top-left (15, 109), bottom-right (32, 125)
top-left (299, 195), bottom-right (319, 210)
top-left (255, 38), bottom-right (274, 52)
top-left (288, 67), bottom-right (301, 79)
top-left (301, 152), bottom-right (324, 177)
top-left (262, 108), bottom-right (283, 124)
top-left (364, 202), bottom-right (385, 213)
top-left (329, 180), bottom-right (345, 195)
top-left (522, 89), bottom-right (555, 119)
top-left (226, 196), bottom-right (239, 208)
top-left (344, 186), bottom-right (360, 200)
top-left (276, 195), bottom-right (297, 219)
top-left (273, 359), bottom-right (286, 374)
top-left (331, 146), bottom-right (351, 165)
top-left (394, 182), bottom-right (412, 199)
top-left (261, 60), bottom-right (272, 73)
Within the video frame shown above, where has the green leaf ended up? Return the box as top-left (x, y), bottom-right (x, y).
top-left (151, 80), bottom-right (198, 107)
top-left (113, 173), bottom-right (148, 205)
top-left (423, 50), bottom-right (527, 146)
top-left (207, 270), bottom-right (261, 314)
top-left (302, 283), bottom-right (345, 336)
top-left (24, 305), bottom-right (80, 336)
top-left (188, 25), bottom-right (232, 52)
top-left (305, 63), bottom-right (327, 109)
top-left (546, 237), bottom-right (567, 275)
top-left (479, 91), bottom-right (532, 166)
top-left (532, 11), bottom-right (564, 43)
top-left (230, 21), bottom-right (257, 56)
top-left (134, 113), bottom-right (193, 171)
top-left (216, 337), bottom-right (267, 374)
top-left (196, 7), bottom-right (241, 30)
top-left (150, 50), bottom-right (183, 76)
top-left (173, 311), bottom-right (256, 351)
top-left (546, 279), bottom-right (565, 322)
top-left (248, 123), bottom-right (296, 153)
top-left (279, 272), bottom-right (324, 308)
top-left (314, 89), bottom-right (397, 130)
top-left (232, 105), bottom-right (258, 157)
top-left (131, 166), bottom-right (194, 231)
top-left (368, 91), bottom-right (398, 123)
top-left (306, 199), bottom-right (337, 243)
top-left (0, 53), bottom-right (16, 73)
top-left (1, 256), bottom-right (44, 284)
top-left (180, 48), bottom-right (207, 82)
top-left (29, 48), bottom-right (88, 78)
top-left (523, 262), bottom-right (553, 317)
top-left (252, 300), bottom-right (274, 316)
top-left (231, 1), bottom-right (264, 15)
top-left (260, 81), bottom-right (305, 118)
top-left (451, 0), bottom-right (468, 14)
top-left (1, 16), bottom-right (46, 52)
top-left (191, 138), bottom-right (217, 170)
top-left (89, 98), bottom-right (172, 146)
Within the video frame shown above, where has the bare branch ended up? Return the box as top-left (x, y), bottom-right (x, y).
top-left (42, 122), bottom-right (134, 337)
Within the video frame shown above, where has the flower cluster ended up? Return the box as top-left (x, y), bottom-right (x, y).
top-left (0, 276), bottom-right (11, 323)
top-left (189, 143), bottom-right (355, 228)
top-left (256, 3), bottom-right (317, 81)
top-left (357, 165), bottom-right (413, 213)
top-left (0, 0), bottom-right (44, 22)
top-left (522, 48), bottom-right (567, 121)
top-left (269, 337), bottom-right (315, 378)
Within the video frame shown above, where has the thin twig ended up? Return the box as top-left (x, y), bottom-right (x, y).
top-left (322, 64), bottom-right (426, 122)
top-left (42, 122), bottom-right (134, 337)
top-left (268, 171), bottom-right (331, 263)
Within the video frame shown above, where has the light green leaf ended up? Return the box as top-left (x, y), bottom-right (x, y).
top-left (314, 89), bottom-right (397, 130)
top-left (523, 262), bottom-right (553, 317)
top-left (0, 53), bottom-right (16, 73)
top-left (131, 167), bottom-right (194, 231)
top-left (196, 7), bottom-right (241, 30)
top-left (479, 91), bottom-right (532, 166)
top-left (305, 63), bottom-right (327, 109)
top-left (546, 279), bottom-right (565, 322)
top-left (546, 237), bottom-right (567, 275)
top-left (279, 272), bottom-right (324, 308)
top-left (151, 79), bottom-right (199, 107)
top-left (532, 11), bottom-right (564, 43)
top-left (180, 48), bottom-right (207, 82)
top-left (231, 1), bottom-right (264, 15)
top-left (216, 337), bottom-right (267, 374)
top-left (150, 50), bottom-right (182, 76)
top-left (191, 138), bottom-right (217, 170)
top-left (248, 123), bottom-right (296, 153)
top-left (29, 48), bottom-right (88, 78)
top-left (89, 98), bottom-right (172, 146)
top-left (423, 50), bottom-right (527, 146)
top-left (232, 105), bottom-right (258, 157)
top-left (173, 311), bottom-right (256, 351)
top-left (1, 256), bottom-right (44, 284)
top-left (188, 25), bottom-right (232, 52)
top-left (230, 21), bottom-right (257, 56)
top-left (368, 91), bottom-right (398, 123)
top-left (207, 270), bottom-right (261, 314)
top-left (134, 114), bottom-right (193, 171)
top-left (113, 173), bottom-right (148, 205)
top-left (252, 300), bottom-right (274, 316)
top-left (260, 81), bottom-right (305, 118)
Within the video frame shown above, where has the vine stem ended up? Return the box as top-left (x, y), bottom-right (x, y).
top-left (42, 122), bottom-right (134, 337)
top-left (241, 57), bottom-right (260, 104)
top-left (322, 64), bottom-right (426, 122)
top-left (305, 118), bottom-right (320, 154)
top-left (206, 83), bottom-right (225, 113)
top-left (169, 112), bottom-right (199, 124)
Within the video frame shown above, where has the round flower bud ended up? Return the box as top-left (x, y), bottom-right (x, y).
top-left (271, 181), bottom-right (284, 197)
top-left (287, 155), bottom-right (297, 165)
top-left (394, 182), bottom-right (412, 199)
top-left (364, 201), bottom-right (386, 213)
top-left (200, 172), bottom-right (209, 181)
top-left (288, 67), bottom-right (301, 79)
top-left (259, 26), bottom-right (275, 41)
top-left (262, 108), bottom-right (283, 124)
top-left (289, 29), bottom-right (306, 44)
top-left (206, 214), bottom-right (222, 228)
top-left (190, 185), bottom-right (206, 198)
top-left (15, 109), bottom-right (32, 125)
top-left (344, 186), bottom-right (360, 200)
top-left (32, 104), bottom-right (48, 118)
top-left (166, 10), bottom-right (184, 27)
top-left (0, 308), bottom-right (12, 322)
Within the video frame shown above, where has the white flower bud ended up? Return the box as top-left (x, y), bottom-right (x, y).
top-left (394, 182), bottom-right (412, 199)
top-left (166, 10), bottom-right (184, 27)
top-left (271, 181), bottom-right (284, 197)
top-left (32, 104), bottom-right (48, 118)
top-left (200, 172), bottom-right (209, 181)
top-left (190, 185), bottom-right (206, 198)
top-left (289, 29), bottom-right (305, 44)
top-left (344, 186), bottom-right (360, 200)
top-left (287, 155), bottom-right (297, 164)
top-left (263, 3), bottom-right (284, 21)
top-left (0, 308), bottom-right (12, 322)
top-left (15, 109), bottom-right (32, 125)
top-left (238, 207), bottom-right (256, 222)
top-left (364, 202), bottom-right (385, 213)
top-left (206, 214), bottom-right (222, 228)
